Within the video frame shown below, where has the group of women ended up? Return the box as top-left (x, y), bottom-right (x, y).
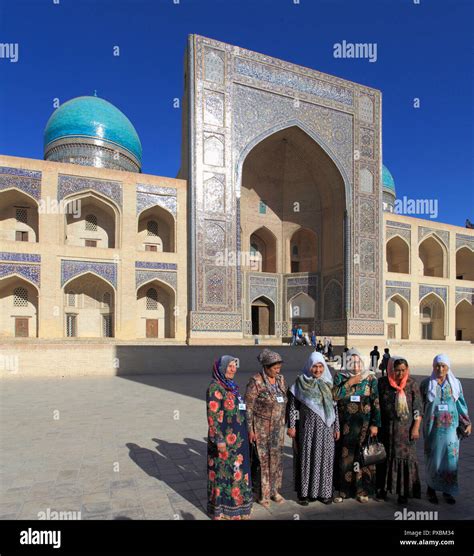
top-left (206, 349), bottom-right (471, 520)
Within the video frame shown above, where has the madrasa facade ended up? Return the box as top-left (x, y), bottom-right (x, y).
top-left (1, 34), bottom-right (473, 352)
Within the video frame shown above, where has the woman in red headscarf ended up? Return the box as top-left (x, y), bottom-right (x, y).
top-left (376, 356), bottom-right (423, 504)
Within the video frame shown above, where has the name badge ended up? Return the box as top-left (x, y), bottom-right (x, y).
top-left (239, 403), bottom-right (246, 411)
top-left (276, 396), bottom-right (285, 403)
top-left (350, 395), bottom-right (361, 402)
top-left (437, 404), bottom-right (449, 412)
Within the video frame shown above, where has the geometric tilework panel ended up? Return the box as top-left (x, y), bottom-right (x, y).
top-left (135, 269), bottom-right (177, 290)
top-left (58, 174), bottom-right (122, 208)
top-left (419, 284), bottom-right (447, 303)
top-left (0, 263), bottom-right (40, 287)
top-left (0, 166), bottom-right (42, 201)
top-left (61, 259), bottom-right (117, 288)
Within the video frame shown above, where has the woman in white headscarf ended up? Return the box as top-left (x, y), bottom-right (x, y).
top-left (287, 351), bottom-right (339, 505)
top-left (420, 354), bottom-right (471, 504)
top-left (332, 348), bottom-right (381, 503)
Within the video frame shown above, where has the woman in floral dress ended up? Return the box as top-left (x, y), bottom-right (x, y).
top-left (206, 355), bottom-right (253, 520)
top-left (376, 356), bottom-right (423, 504)
top-left (420, 354), bottom-right (471, 504)
top-left (333, 348), bottom-right (381, 503)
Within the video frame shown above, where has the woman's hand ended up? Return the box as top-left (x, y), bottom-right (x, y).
top-left (248, 431), bottom-right (257, 443)
top-left (465, 424), bottom-right (472, 437)
top-left (410, 426), bottom-right (420, 441)
top-left (334, 431), bottom-right (340, 441)
top-left (287, 428), bottom-right (296, 439)
top-left (369, 426), bottom-right (378, 437)
top-left (217, 442), bottom-right (226, 452)
top-left (348, 374), bottom-right (362, 387)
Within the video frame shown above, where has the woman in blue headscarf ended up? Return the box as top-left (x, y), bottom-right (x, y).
top-left (287, 351), bottom-right (340, 505)
top-left (206, 355), bottom-right (253, 519)
top-left (420, 354), bottom-right (471, 504)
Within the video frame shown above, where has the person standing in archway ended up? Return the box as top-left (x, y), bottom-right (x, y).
top-left (245, 349), bottom-right (287, 508)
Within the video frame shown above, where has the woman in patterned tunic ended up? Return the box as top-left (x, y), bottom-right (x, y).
top-left (206, 355), bottom-right (253, 519)
top-left (287, 351), bottom-right (340, 506)
top-left (245, 349), bottom-right (287, 508)
top-left (420, 354), bottom-right (471, 504)
top-left (376, 356), bottom-right (423, 504)
top-left (333, 348), bottom-right (381, 503)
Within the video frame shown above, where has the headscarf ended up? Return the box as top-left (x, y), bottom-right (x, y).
top-left (212, 355), bottom-right (240, 397)
top-left (428, 354), bottom-right (461, 402)
top-left (387, 356), bottom-right (410, 420)
top-left (257, 348), bottom-right (283, 367)
top-left (341, 348), bottom-right (375, 380)
top-left (289, 352), bottom-right (335, 427)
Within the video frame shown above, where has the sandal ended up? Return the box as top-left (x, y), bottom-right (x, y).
top-left (443, 493), bottom-right (456, 505)
top-left (333, 496), bottom-right (344, 503)
top-left (271, 493), bottom-right (285, 504)
top-left (357, 495), bottom-right (369, 503)
top-left (297, 498), bottom-right (309, 506)
top-left (258, 498), bottom-right (271, 508)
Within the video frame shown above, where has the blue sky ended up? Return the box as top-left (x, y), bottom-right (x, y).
top-left (0, 0), bottom-right (472, 226)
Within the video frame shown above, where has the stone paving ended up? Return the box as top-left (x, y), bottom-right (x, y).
top-left (0, 370), bottom-right (473, 521)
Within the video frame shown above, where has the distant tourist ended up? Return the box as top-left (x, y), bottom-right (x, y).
top-left (287, 352), bottom-right (339, 506)
top-left (370, 345), bottom-right (381, 373)
top-left (316, 340), bottom-right (323, 353)
top-left (323, 336), bottom-right (330, 357)
top-left (297, 327), bottom-right (304, 343)
top-left (310, 330), bottom-right (317, 347)
top-left (333, 348), bottom-right (381, 503)
top-left (377, 356), bottom-right (422, 504)
top-left (291, 325), bottom-right (298, 346)
top-left (245, 349), bottom-right (287, 508)
top-left (420, 354), bottom-right (471, 505)
top-left (379, 348), bottom-right (391, 376)
top-left (327, 341), bottom-right (334, 361)
top-left (206, 355), bottom-right (253, 520)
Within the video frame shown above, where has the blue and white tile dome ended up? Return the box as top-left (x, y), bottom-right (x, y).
top-left (44, 95), bottom-right (142, 172)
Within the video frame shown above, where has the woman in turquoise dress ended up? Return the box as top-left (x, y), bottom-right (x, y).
top-left (420, 354), bottom-right (471, 504)
top-left (206, 355), bottom-right (253, 519)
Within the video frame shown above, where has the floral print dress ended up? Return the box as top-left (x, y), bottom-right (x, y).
top-left (333, 373), bottom-right (381, 498)
top-left (420, 377), bottom-right (470, 495)
top-left (206, 380), bottom-right (253, 519)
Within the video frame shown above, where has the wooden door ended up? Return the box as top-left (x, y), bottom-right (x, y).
top-left (146, 319), bottom-right (158, 338)
top-left (15, 318), bottom-right (28, 337)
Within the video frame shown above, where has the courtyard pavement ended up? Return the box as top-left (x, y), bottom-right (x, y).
top-left (0, 368), bottom-right (473, 521)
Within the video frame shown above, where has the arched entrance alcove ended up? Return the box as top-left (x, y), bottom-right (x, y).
top-left (240, 125), bottom-right (347, 333)
top-left (63, 272), bottom-right (115, 338)
top-left (386, 236), bottom-right (409, 273)
top-left (0, 275), bottom-right (39, 337)
top-left (0, 189), bottom-right (39, 243)
top-left (455, 300), bottom-right (474, 342)
top-left (456, 247), bottom-right (474, 280)
top-left (136, 280), bottom-right (176, 339)
top-left (419, 293), bottom-right (445, 340)
top-left (137, 205), bottom-right (175, 253)
top-left (386, 294), bottom-right (409, 339)
top-left (251, 296), bottom-right (275, 336)
top-left (64, 193), bottom-right (118, 249)
top-left (418, 236), bottom-right (447, 278)
top-left (249, 226), bottom-right (277, 272)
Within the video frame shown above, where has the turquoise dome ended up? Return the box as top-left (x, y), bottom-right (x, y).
top-left (44, 96), bottom-right (142, 164)
top-left (382, 164), bottom-right (395, 193)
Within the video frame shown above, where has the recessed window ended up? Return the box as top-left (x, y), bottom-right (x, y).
top-left (13, 287), bottom-right (28, 307)
top-left (16, 207), bottom-right (28, 223)
top-left (146, 288), bottom-right (158, 310)
top-left (103, 314), bottom-right (113, 337)
top-left (85, 214), bottom-right (98, 231)
top-left (259, 201), bottom-right (267, 215)
top-left (15, 231), bottom-right (28, 241)
top-left (147, 220), bottom-right (159, 237)
top-left (85, 239), bottom-right (97, 247)
top-left (67, 291), bottom-right (76, 307)
top-left (66, 314), bottom-right (77, 337)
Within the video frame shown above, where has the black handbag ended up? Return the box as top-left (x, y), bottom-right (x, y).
top-left (250, 442), bottom-right (261, 498)
top-left (359, 435), bottom-right (386, 466)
